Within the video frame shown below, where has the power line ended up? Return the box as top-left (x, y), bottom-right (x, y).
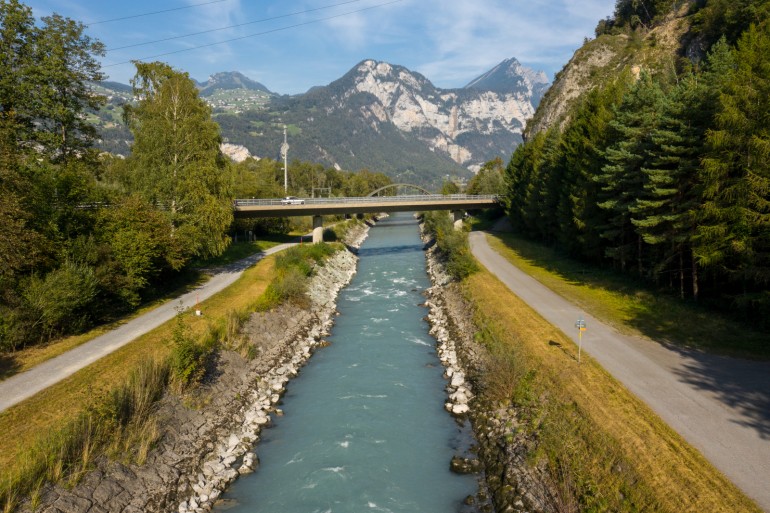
top-left (103, 0), bottom-right (404, 68)
top-left (87, 0), bottom-right (230, 26)
top-left (107, 0), bottom-right (363, 52)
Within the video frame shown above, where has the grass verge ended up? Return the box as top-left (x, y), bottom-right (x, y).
top-left (485, 232), bottom-right (769, 359)
top-left (0, 241), bottom-right (344, 511)
top-left (0, 253), bottom-right (279, 511)
top-left (465, 267), bottom-right (762, 512)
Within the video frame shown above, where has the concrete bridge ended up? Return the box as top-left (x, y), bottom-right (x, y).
top-left (233, 194), bottom-right (499, 243)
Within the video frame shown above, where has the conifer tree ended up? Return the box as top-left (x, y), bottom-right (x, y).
top-left (596, 71), bottom-right (664, 274)
top-left (532, 128), bottom-right (564, 244)
top-left (558, 76), bottom-right (629, 260)
top-left (698, 24), bottom-right (770, 293)
top-left (631, 75), bottom-right (706, 297)
top-left (505, 132), bottom-right (546, 235)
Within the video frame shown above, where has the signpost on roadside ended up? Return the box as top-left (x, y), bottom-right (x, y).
top-left (575, 317), bottom-right (587, 363)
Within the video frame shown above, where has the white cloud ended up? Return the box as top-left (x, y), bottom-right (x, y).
top-left (325, 11), bottom-right (368, 48)
top-left (186, 0), bottom-right (244, 30)
top-left (322, 0), bottom-right (615, 86)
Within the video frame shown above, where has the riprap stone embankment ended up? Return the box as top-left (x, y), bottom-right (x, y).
top-left (422, 237), bottom-right (557, 513)
top-left (24, 223), bottom-right (369, 513)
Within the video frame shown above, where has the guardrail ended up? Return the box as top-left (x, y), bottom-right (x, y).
top-left (233, 194), bottom-right (499, 207)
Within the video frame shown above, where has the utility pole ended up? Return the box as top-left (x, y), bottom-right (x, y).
top-left (281, 125), bottom-right (289, 194)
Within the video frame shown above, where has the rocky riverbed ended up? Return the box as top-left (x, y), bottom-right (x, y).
top-left (22, 223), bottom-right (369, 513)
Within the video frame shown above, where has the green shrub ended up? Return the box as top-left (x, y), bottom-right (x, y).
top-left (272, 267), bottom-right (310, 306)
top-left (422, 211), bottom-right (478, 280)
top-left (22, 261), bottom-right (98, 342)
top-left (100, 359), bottom-right (170, 428)
top-left (168, 313), bottom-right (211, 390)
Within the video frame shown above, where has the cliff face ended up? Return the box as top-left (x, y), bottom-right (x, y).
top-left (525, 3), bottom-right (695, 139)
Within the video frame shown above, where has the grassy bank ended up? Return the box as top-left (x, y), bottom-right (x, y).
top-left (485, 232), bottom-right (769, 359)
top-left (0, 252), bottom-right (277, 511)
top-left (0, 240), bottom-right (346, 512)
top-left (465, 266), bottom-right (761, 512)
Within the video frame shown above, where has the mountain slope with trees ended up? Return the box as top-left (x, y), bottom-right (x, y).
top-left (93, 58), bottom-right (548, 187)
top-left (505, 0), bottom-right (770, 333)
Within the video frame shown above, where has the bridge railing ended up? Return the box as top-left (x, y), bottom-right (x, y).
top-left (233, 194), bottom-right (498, 207)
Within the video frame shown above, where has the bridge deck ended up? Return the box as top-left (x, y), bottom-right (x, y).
top-left (233, 194), bottom-right (499, 218)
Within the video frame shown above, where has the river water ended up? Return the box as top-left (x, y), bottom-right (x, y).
top-left (214, 213), bottom-right (477, 513)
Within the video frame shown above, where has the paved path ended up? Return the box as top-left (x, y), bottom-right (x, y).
top-left (0, 243), bottom-right (295, 413)
top-left (469, 231), bottom-right (770, 512)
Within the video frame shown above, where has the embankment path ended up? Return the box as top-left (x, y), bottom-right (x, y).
top-left (469, 230), bottom-right (770, 512)
top-left (0, 243), bottom-right (295, 413)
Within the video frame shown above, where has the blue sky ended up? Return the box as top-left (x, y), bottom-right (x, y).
top-left (28, 0), bottom-right (616, 94)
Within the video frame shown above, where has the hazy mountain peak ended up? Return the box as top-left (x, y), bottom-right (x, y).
top-left (197, 71), bottom-right (272, 97)
top-left (464, 58), bottom-right (549, 102)
top-left (347, 59), bottom-right (434, 93)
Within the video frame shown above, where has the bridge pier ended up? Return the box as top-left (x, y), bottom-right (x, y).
top-left (312, 215), bottom-right (324, 244)
top-left (452, 210), bottom-right (464, 231)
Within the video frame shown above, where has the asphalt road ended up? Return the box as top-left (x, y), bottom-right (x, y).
top-left (0, 243), bottom-right (295, 413)
top-left (469, 231), bottom-right (770, 511)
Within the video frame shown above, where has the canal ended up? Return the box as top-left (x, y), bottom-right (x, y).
top-left (214, 213), bottom-right (477, 512)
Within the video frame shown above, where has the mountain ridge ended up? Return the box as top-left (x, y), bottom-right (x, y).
top-left (92, 58), bottom-right (549, 185)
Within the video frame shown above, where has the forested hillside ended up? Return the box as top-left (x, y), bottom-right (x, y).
top-left (505, 0), bottom-right (770, 329)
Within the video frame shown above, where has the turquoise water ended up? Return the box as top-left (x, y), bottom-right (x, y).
top-left (215, 213), bottom-right (477, 512)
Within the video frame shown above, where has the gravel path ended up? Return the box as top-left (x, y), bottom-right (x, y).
top-left (0, 243), bottom-right (295, 413)
top-left (469, 230), bottom-right (770, 512)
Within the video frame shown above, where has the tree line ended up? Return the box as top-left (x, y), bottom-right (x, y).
top-left (505, 11), bottom-right (770, 328)
top-left (0, 0), bottom-right (391, 352)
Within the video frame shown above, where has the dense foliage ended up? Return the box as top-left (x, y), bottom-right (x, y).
top-left (0, 1), bottom-right (395, 353)
top-left (422, 211), bottom-right (478, 280)
top-left (506, 19), bottom-right (770, 329)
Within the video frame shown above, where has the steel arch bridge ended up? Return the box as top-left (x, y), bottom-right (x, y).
top-left (366, 183), bottom-right (433, 197)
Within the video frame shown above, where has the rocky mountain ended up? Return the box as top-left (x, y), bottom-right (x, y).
top-left (465, 57), bottom-right (550, 103)
top-left (214, 58), bottom-right (549, 183)
top-left (525, 4), bottom-right (694, 138)
top-left (324, 59), bottom-right (548, 173)
top-left (91, 59), bottom-right (549, 186)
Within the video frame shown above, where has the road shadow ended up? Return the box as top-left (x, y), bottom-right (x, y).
top-left (358, 244), bottom-right (424, 257)
top-left (668, 344), bottom-right (770, 440)
top-left (548, 339), bottom-right (579, 362)
top-left (0, 354), bottom-right (21, 381)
